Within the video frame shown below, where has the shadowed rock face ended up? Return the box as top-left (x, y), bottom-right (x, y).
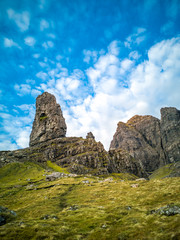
top-left (110, 107), bottom-right (180, 174)
top-left (160, 107), bottom-right (180, 163)
top-left (1, 91), bottom-right (179, 178)
top-left (29, 92), bottom-right (67, 146)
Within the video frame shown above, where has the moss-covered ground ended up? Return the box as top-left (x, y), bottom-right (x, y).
top-left (0, 161), bottom-right (180, 240)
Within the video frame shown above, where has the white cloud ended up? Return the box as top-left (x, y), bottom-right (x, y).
top-left (39, 0), bottom-right (47, 9)
top-left (24, 36), bottom-right (36, 46)
top-left (33, 53), bottom-right (40, 58)
top-left (4, 38), bottom-right (20, 48)
top-left (125, 27), bottom-right (147, 48)
top-left (42, 41), bottom-right (54, 49)
top-left (40, 19), bottom-right (49, 31)
top-left (0, 104), bottom-right (35, 150)
top-left (7, 9), bottom-right (30, 32)
top-left (19, 65), bottom-right (25, 69)
top-left (129, 51), bottom-right (141, 60)
top-left (4, 37), bottom-right (180, 151)
top-left (0, 139), bottom-right (17, 151)
top-left (83, 50), bottom-right (98, 64)
top-left (16, 127), bottom-right (31, 148)
top-left (65, 37), bottom-right (180, 149)
top-left (31, 89), bottom-right (42, 97)
top-left (14, 84), bottom-right (31, 96)
top-left (47, 33), bottom-right (56, 39)
top-left (26, 79), bottom-right (35, 84)
top-left (36, 71), bottom-right (48, 80)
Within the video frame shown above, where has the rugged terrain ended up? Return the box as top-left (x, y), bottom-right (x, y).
top-left (1, 92), bottom-right (180, 178)
top-left (110, 107), bottom-right (180, 175)
top-left (0, 92), bottom-right (180, 239)
top-left (0, 161), bottom-right (180, 240)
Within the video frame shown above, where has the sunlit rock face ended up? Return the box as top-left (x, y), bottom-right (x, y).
top-left (29, 92), bottom-right (67, 146)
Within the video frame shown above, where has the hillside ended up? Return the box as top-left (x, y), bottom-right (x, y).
top-left (0, 161), bottom-right (180, 240)
top-left (0, 92), bottom-right (180, 239)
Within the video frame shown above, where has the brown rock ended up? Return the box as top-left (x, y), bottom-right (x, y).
top-left (29, 92), bottom-right (67, 146)
top-left (110, 118), bottom-right (163, 174)
top-left (86, 132), bottom-right (95, 140)
top-left (110, 107), bottom-right (180, 176)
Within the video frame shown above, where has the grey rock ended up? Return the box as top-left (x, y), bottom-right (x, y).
top-left (160, 107), bottom-right (180, 163)
top-left (86, 132), bottom-right (95, 140)
top-left (110, 107), bottom-right (180, 175)
top-left (30, 92), bottom-right (67, 146)
top-left (151, 204), bottom-right (180, 216)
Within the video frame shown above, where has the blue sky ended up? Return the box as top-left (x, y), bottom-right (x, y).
top-left (0, 0), bottom-right (180, 150)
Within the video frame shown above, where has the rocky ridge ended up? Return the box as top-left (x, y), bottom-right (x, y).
top-left (110, 107), bottom-right (180, 174)
top-left (0, 92), bottom-right (179, 178)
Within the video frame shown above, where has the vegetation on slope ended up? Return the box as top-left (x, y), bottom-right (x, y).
top-left (0, 162), bottom-right (180, 240)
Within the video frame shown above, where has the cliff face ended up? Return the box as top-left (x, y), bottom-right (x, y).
top-left (0, 92), bottom-right (179, 178)
top-left (30, 92), bottom-right (67, 146)
top-left (160, 107), bottom-right (180, 163)
top-left (110, 107), bottom-right (180, 174)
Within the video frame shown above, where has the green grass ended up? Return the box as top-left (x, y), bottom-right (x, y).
top-left (40, 115), bottom-right (48, 121)
top-left (149, 163), bottom-right (173, 180)
top-left (0, 162), bottom-right (180, 240)
top-left (47, 160), bottom-right (70, 174)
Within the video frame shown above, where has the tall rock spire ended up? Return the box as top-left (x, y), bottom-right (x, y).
top-left (29, 92), bottom-right (67, 146)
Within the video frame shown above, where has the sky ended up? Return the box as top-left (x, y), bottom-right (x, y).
top-left (0, 0), bottom-right (180, 151)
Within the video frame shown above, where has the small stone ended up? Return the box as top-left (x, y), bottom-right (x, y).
top-left (131, 184), bottom-right (139, 188)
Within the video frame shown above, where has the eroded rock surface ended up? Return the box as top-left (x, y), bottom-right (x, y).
top-left (110, 107), bottom-right (180, 175)
top-left (30, 92), bottom-right (67, 146)
top-left (160, 107), bottom-right (180, 163)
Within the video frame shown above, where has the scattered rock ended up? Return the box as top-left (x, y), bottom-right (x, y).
top-left (131, 184), bottom-right (139, 188)
top-left (101, 224), bottom-right (107, 228)
top-left (46, 172), bottom-right (78, 181)
top-left (68, 205), bottom-right (79, 211)
top-left (125, 206), bottom-right (132, 210)
top-left (82, 180), bottom-right (90, 184)
top-left (151, 204), bottom-right (180, 216)
top-left (0, 206), bottom-right (16, 226)
top-left (135, 178), bottom-right (147, 181)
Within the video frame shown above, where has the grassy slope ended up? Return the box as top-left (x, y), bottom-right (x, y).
top-left (0, 162), bottom-right (180, 240)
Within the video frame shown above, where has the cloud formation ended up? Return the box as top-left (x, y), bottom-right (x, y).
top-left (7, 9), bottom-right (30, 32)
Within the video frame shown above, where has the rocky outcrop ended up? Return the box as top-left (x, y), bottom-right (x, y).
top-left (160, 107), bottom-right (180, 163)
top-left (86, 132), bottom-right (95, 140)
top-left (108, 148), bottom-right (148, 178)
top-left (30, 92), bottom-right (67, 146)
top-left (110, 107), bottom-right (180, 175)
top-left (0, 137), bottom-right (109, 175)
top-left (1, 91), bottom-right (179, 178)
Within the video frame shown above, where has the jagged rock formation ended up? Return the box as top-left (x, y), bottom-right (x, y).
top-left (110, 107), bottom-right (180, 174)
top-left (30, 92), bottom-right (67, 146)
top-left (86, 132), bottom-right (95, 140)
top-left (0, 136), bottom-right (146, 177)
top-left (0, 137), bottom-right (109, 175)
top-left (0, 92), bottom-right (179, 178)
top-left (108, 148), bottom-right (148, 178)
top-left (160, 107), bottom-right (180, 163)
